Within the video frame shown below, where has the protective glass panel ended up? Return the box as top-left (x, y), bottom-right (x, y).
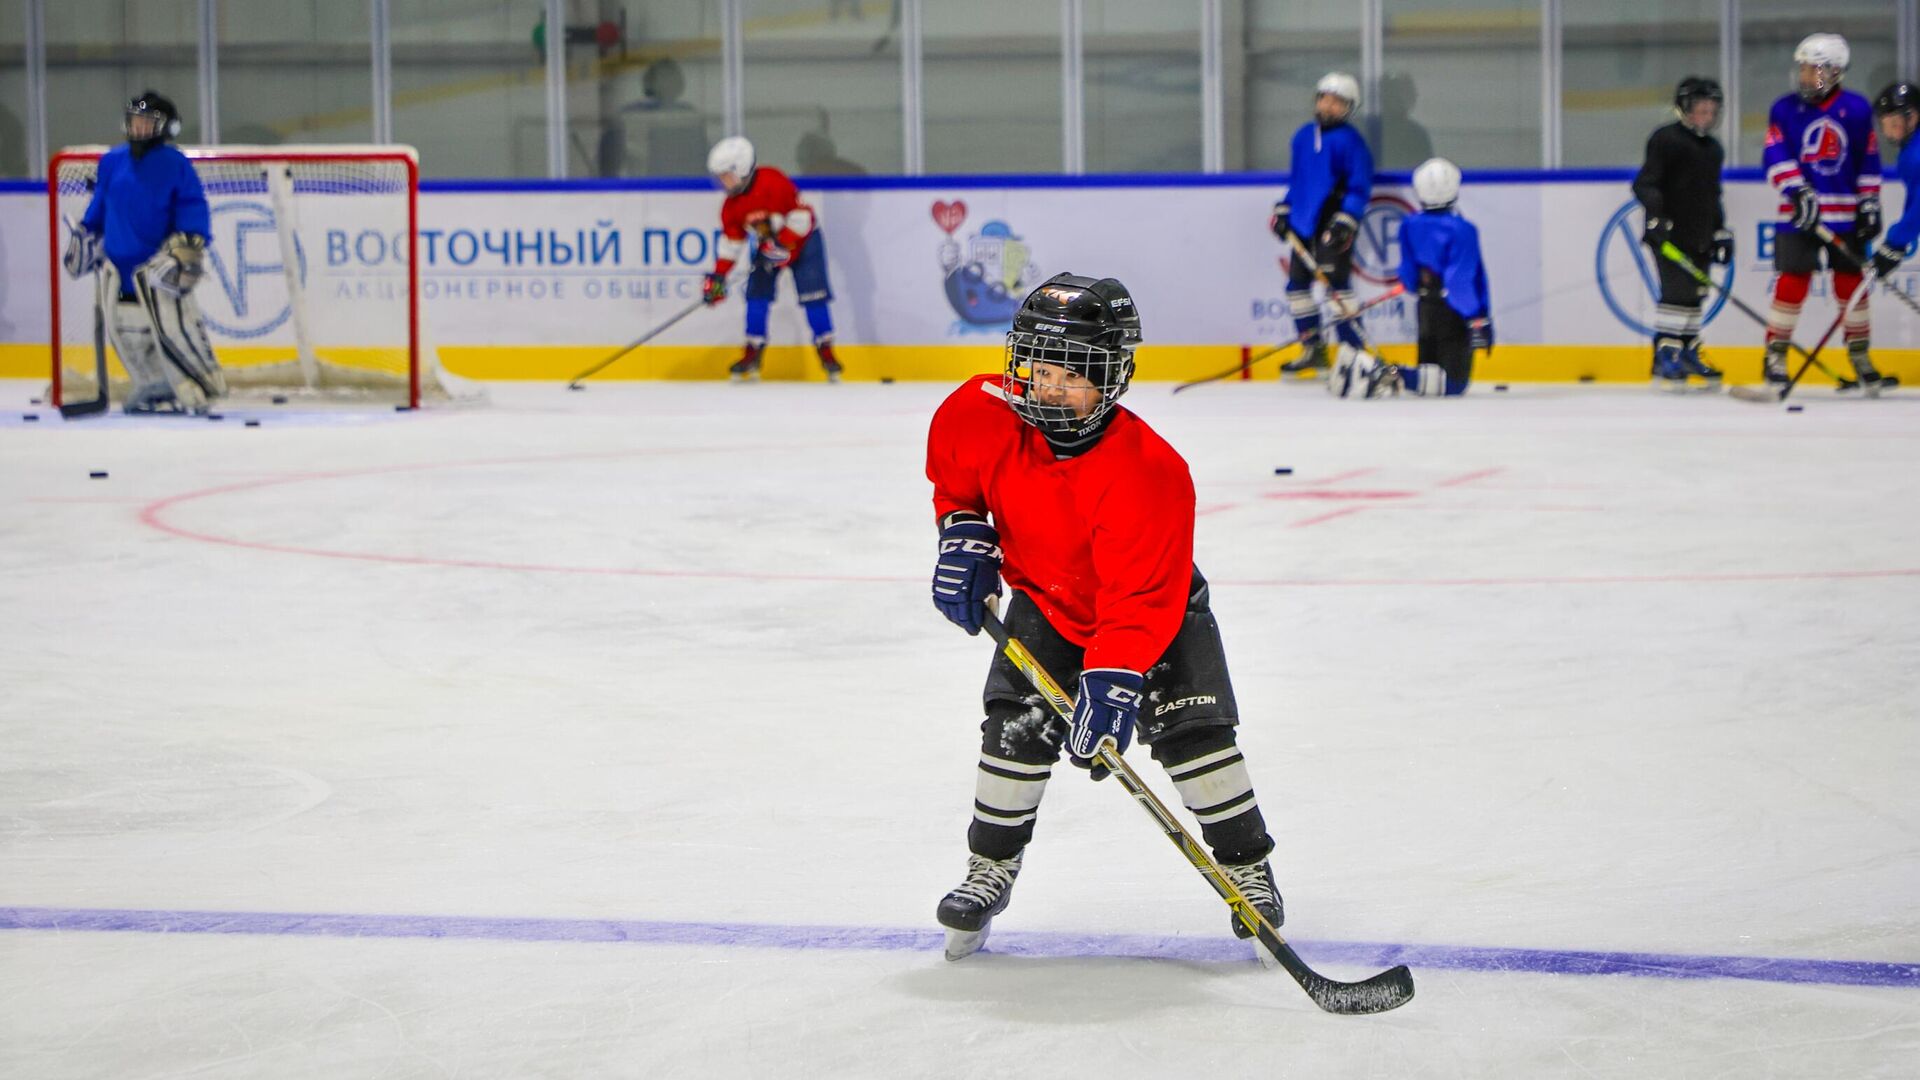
top-left (390, 0), bottom-right (547, 178)
top-left (583, 2), bottom-right (723, 178)
top-left (1084, 0), bottom-right (1201, 174)
top-left (219, 1), bottom-right (373, 146)
top-left (1563, 0), bottom-right (1721, 168)
top-left (743, 0), bottom-right (902, 178)
top-left (45, 0), bottom-right (198, 151)
top-left (925, 1), bottom-right (1063, 174)
top-left (1382, 0), bottom-right (1541, 169)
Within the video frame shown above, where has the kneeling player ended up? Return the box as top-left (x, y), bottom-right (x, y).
top-left (925, 272), bottom-right (1281, 959)
top-left (63, 91), bottom-right (224, 414)
top-left (1381, 157), bottom-right (1490, 397)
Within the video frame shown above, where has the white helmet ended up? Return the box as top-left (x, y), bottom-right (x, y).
top-left (1316, 72), bottom-right (1361, 109)
top-left (1793, 34), bottom-right (1849, 100)
top-left (707, 136), bottom-right (756, 189)
top-left (1412, 157), bottom-right (1461, 209)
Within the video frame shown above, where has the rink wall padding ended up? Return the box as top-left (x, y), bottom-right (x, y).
top-left (4, 172), bottom-right (1918, 384)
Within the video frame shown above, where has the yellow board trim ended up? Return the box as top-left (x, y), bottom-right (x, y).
top-left (7, 341), bottom-right (1918, 387)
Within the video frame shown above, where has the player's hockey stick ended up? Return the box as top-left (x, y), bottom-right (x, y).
top-left (1285, 233), bottom-right (1377, 349)
top-left (1813, 223), bottom-right (1920, 321)
top-left (567, 294), bottom-right (711, 389)
top-left (979, 603), bottom-right (1415, 1015)
top-left (1657, 243), bottom-right (1864, 402)
top-left (59, 218), bottom-right (111, 418)
top-left (1172, 285), bottom-right (1406, 394)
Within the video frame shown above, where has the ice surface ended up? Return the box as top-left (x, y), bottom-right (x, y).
top-left (2, 379), bottom-right (1916, 1078)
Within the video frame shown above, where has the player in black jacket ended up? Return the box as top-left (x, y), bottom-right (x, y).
top-left (1633, 77), bottom-right (1731, 391)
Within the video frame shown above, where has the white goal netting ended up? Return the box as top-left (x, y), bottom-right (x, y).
top-left (51, 144), bottom-right (473, 409)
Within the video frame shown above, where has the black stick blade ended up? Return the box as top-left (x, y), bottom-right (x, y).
top-left (1302, 963), bottom-right (1416, 1015)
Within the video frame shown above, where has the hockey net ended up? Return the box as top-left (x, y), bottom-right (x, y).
top-left (50, 144), bottom-right (473, 410)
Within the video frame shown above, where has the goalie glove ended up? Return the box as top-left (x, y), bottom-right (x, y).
top-left (62, 219), bottom-right (103, 280)
top-left (145, 233), bottom-right (207, 296)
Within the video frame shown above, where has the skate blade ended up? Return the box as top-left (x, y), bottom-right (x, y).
top-left (943, 924), bottom-right (990, 961)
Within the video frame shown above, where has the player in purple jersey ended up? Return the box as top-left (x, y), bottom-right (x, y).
top-left (1760, 34), bottom-right (1884, 388)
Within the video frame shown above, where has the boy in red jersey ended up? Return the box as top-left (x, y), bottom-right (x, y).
top-left (924, 272), bottom-right (1280, 959)
top-left (702, 136), bottom-right (841, 381)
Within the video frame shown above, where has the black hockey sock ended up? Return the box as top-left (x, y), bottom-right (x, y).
top-left (1150, 727), bottom-right (1274, 865)
top-left (967, 698), bottom-right (1064, 860)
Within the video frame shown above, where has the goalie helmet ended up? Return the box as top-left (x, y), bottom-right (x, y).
top-left (1674, 76), bottom-right (1723, 133)
top-left (1793, 34), bottom-right (1849, 102)
top-left (1412, 157), bottom-right (1461, 210)
top-left (1003, 272), bottom-right (1141, 452)
top-left (124, 90), bottom-right (181, 148)
top-left (707, 135), bottom-right (756, 194)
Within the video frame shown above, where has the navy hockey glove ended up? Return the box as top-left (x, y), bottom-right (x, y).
top-left (1269, 201), bottom-right (1292, 241)
top-left (1856, 196), bottom-right (1883, 244)
top-left (931, 513), bottom-right (1002, 636)
top-left (1068, 668), bottom-right (1143, 780)
top-left (1469, 317), bottom-right (1493, 354)
top-left (1320, 212), bottom-right (1358, 253)
top-left (1787, 186), bottom-right (1822, 231)
top-left (702, 272), bottom-right (727, 305)
top-left (1711, 229), bottom-right (1734, 266)
top-left (1871, 245), bottom-right (1905, 279)
top-left (1641, 216), bottom-right (1672, 247)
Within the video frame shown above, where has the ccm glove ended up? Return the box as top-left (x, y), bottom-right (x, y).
top-left (702, 272), bottom-right (728, 305)
top-left (1269, 201), bottom-right (1292, 241)
top-left (931, 513), bottom-right (1002, 636)
top-left (1068, 668), bottom-right (1144, 780)
top-left (1642, 216), bottom-right (1672, 247)
top-left (1856, 196), bottom-right (1883, 244)
top-left (1469, 317), bottom-right (1494, 354)
top-left (1787, 186), bottom-right (1822, 231)
top-left (1711, 228), bottom-right (1734, 266)
top-left (1320, 212), bottom-right (1358, 254)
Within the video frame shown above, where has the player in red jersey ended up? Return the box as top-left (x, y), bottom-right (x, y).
top-left (924, 272), bottom-right (1281, 959)
top-left (703, 136), bottom-right (841, 382)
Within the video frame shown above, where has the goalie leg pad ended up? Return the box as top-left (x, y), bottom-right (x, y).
top-left (135, 274), bottom-right (226, 399)
top-left (109, 298), bottom-right (192, 413)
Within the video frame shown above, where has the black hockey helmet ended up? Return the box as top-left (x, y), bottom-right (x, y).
top-left (125, 90), bottom-right (182, 147)
top-left (1004, 272), bottom-right (1141, 452)
top-left (1875, 81), bottom-right (1920, 117)
top-left (1674, 77), bottom-right (1723, 132)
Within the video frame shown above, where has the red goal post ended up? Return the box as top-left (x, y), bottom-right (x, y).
top-left (48, 144), bottom-right (443, 409)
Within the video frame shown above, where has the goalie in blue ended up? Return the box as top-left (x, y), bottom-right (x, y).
top-left (63, 91), bottom-right (225, 414)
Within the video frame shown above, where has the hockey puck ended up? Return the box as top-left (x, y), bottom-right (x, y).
top-left (1787, 404), bottom-right (1804, 413)
top-left (1494, 384), bottom-right (1509, 392)
top-left (270, 394), bottom-right (288, 405)
top-left (89, 470), bottom-right (107, 479)
top-left (22, 413), bottom-right (38, 422)
top-left (880, 377), bottom-right (895, 384)
top-left (206, 413), bottom-right (223, 421)
top-left (1273, 467), bottom-right (1293, 475)
top-left (245, 419), bottom-right (261, 427)
top-left (394, 404), bottom-right (412, 412)
top-left (29, 397), bottom-right (42, 406)
top-left (1578, 374), bottom-right (1596, 383)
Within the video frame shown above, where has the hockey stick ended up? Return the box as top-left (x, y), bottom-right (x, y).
top-left (1285, 232), bottom-right (1375, 348)
top-left (1657, 243), bottom-right (1861, 402)
top-left (58, 219), bottom-right (110, 418)
top-left (1172, 285), bottom-right (1406, 395)
top-left (979, 603), bottom-right (1415, 1015)
top-left (567, 294), bottom-right (711, 389)
top-left (1813, 223), bottom-right (1920, 321)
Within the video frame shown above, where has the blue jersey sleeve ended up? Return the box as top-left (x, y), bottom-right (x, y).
top-left (1339, 130), bottom-right (1374, 221)
top-left (80, 153), bottom-right (115, 235)
top-left (1444, 219), bottom-right (1490, 322)
top-left (1882, 142), bottom-right (1920, 253)
top-left (170, 153), bottom-right (210, 238)
top-left (1398, 218), bottom-right (1421, 295)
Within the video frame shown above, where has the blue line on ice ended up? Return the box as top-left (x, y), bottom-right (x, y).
top-left (3, 906), bottom-right (1914, 990)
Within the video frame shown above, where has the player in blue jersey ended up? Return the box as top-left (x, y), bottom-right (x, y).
top-left (1271, 72), bottom-right (1374, 377)
top-left (1760, 35), bottom-right (1886, 391)
top-left (62, 91), bottom-right (224, 413)
top-left (1871, 82), bottom-right (1920, 281)
top-left (1391, 158), bottom-right (1490, 396)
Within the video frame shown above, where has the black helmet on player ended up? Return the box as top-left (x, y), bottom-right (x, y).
top-left (1674, 76), bottom-right (1723, 134)
top-left (1004, 272), bottom-right (1141, 453)
top-left (1875, 81), bottom-right (1920, 118)
top-left (124, 90), bottom-right (181, 149)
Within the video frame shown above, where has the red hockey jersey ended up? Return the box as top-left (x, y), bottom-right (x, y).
top-left (714, 166), bottom-right (815, 276)
top-left (926, 374), bottom-right (1196, 673)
